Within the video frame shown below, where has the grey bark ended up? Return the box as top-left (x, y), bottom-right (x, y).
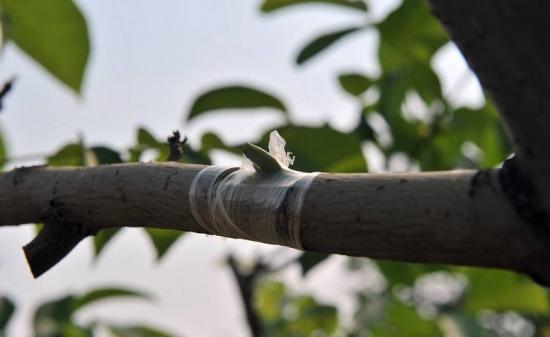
top-left (1, 163), bottom-right (549, 283)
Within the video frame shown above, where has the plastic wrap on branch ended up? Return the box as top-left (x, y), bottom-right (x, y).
top-left (189, 131), bottom-right (318, 249)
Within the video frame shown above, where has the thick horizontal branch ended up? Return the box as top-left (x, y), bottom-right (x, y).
top-left (425, 0), bottom-right (550, 212)
top-left (1, 163), bottom-right (549, 283)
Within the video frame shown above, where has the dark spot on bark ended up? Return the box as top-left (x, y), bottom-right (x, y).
top-left (117, 187), bottom-right (127, 203)
top-left (115, 169), bottom-right (119, 176)
top-left (445, 211), bottom-right (450, 218)
top-left (52, 180), bottom-right (59, 195)
top-left (399, 179), bottom-right (407, 184)
top-left (164, 171), bottom-right (179, 190)
top-left (148, 192), bottom-right (154, 197)
top-left (91, 174), bottom-right (95, 180)
top-left (355, 215), bottom-right (362, 223)
top-left (11, 166), bottom-right (37, 185)
top-left (499, 156), bottom-right (550, 234)
top-left (425, 209), bottom-right (431, 215)
top-left (375, 185), bottom-right (385, 192)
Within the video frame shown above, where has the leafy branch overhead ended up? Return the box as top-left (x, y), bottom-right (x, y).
top-left (0, 0), bottom-right (89, 93)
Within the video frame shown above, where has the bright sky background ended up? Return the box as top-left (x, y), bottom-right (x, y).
top-left (0, 0), bottom-right (484, 335)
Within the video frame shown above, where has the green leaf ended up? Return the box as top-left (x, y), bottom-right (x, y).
top-left (438, 312), bottom-right (488, 337)
top-left (338, 73), bottom-right (373, 96)
top-left (34, 296), bottom-right (74, 337)
top-left (298, 252), bottom-right (331, 276)
top-left (144, 228), bottom-right (184, 260)
top-left (108, 326), bottom-right (171, 337)
top-left (61, 324), bottom-right (93, 337)
top-left (91, 146), bottom-right (123, 164)
top-left (0, 297), bottom-right (15, 333)
top-left (1, 0), bottom-right (90, 93)
top-left (242, 142), bottom-right (283, 174)
top-left (447, 102), bottom-right (511, 168)
top-left (261, 0), bottom-right (367, 12)
top-left (463, 268), bottom-right (549, 313)
top-left (254, 125), bottom-right (367, 173)
top-left (135, 128), bottom-right (170, 161)
top-left (388, 301), bottom-right (441, 337)
top-left (0, 125), bottom-right (6, 170)
top-left (376, 260), bottom-right (449, 287)
top-left (71, 288), bottom-right (149, 313)
top-left (93, 228), bottom-right (122, 257)
top-left (186, 86), bottom-right (287, 122)
top-left (137, 128), bottom-right (160, 148)
top-left (377, 0), bottom-right (447, 71)
top-left (47, 142), bottom-right (85, 166)
top-left (201, 132), bottom-right (241, 156)
top-left (376, 0), bottom-right (447, 104)
top-left (181, 143), bottom-right (212, 165)
top-left (297, 27), bottom-right (361, 65)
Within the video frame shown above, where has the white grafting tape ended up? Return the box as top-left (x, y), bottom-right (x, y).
top-left (188, 131), bottom-right (318, 249)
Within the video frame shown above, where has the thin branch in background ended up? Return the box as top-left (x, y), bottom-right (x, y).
top-left (227, 255), bottom-right (265, 337)
top-left (0, 76), bottom-right (15, 112)
top-left (167, 130), bottom-right (187, 162)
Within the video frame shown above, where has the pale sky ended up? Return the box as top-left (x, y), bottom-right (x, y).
top-left (0, 0), bottom-right (483, 336)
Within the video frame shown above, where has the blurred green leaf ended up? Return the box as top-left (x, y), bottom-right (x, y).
top-left (135, 128), bottom-right (170, 161)
top-left (388, 301), bottom-right (441, 337)
top-left (0, 125), bottom-right (6, 170)
top-left (0, 297), bottom-right (15, 334)
top-left (60, 324), bottom-right (92, 337)
top-left (376, 0), bottom-right (447, 105)
top-left (288, 296), bottom-right (338, 335)
top-left (34, 296), bottom-right (74, 337)
top-left (377, 0), bottom-right (447, 71)
top-left (186, 86), bottom-right (287, 122)
top-left (255, 125), bottom-right (367, 172)
top-left (439, 312), bottom-right (488, 337)
top-left (298, 252), bottom-right (331, 276)
top-left (449, 103), bottom-right (511, 167)
top-left (339, 73), bottom-right (373, 96)
top-left (297, 27), bottom-right (361, 65)
top-left (376, 260), bottom-right (448, 287)
top-left (254, 280), bottom-right (338, 336)
top-left (71, 288), bottom-right (148, 313)
top-left (91, 146), bottom-right (123, 164)
top-left (137, 128), bottom-right (160, 148)
top-left (144, 228), bottom-right (184, 260)
top-left (181, 143), bottom-right (212, 165)
top-left (464, 268), bottom-right (549, 313)
top-left (47, 142), bottom-right (85, 166)
top-left (1, 0), bottom-right (89, 93)
top-left (108, 326), bottom-right (171, 337)
top-left (93, 228), bottom-right (122, 256)
top-left (261, 0), bottom-right (367, 12)
top-left (254, 280), bottom-right (287, 322)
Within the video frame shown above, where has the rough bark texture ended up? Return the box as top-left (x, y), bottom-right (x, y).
top-left (1, 163), bottom-right (549, 283)
top-left (425, 0), bottom-right (550, 217)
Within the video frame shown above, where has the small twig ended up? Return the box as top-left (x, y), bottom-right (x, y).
top-left (23, 218), bottom-right (97, 278)
top-left (227, 255), bottom-right (265, 337)
top-left (166, 130), bottom-right (187, 162)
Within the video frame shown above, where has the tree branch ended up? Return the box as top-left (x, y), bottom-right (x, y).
top-left (424, 0), bottom-right (550, 216)
top-left (1, 163), bottom-right (549, 283)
